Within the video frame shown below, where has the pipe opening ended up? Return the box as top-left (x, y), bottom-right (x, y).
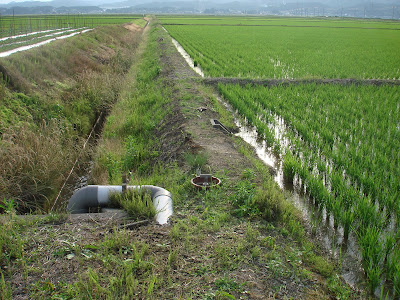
top-left (67, 185), bottom-right (173, 225)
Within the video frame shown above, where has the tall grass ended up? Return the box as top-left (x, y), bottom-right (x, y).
top-left (0, 121), bottom-right (80, 213)
top-left (109, 189), bottom-right (156, 220)
top-left (0, 23), bottom-right (144, 212)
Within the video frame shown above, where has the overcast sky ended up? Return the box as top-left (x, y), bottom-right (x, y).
top-left (0, 0), bottom-right (50, 4)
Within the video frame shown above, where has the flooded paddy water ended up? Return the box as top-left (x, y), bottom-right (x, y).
top-left (162, 27), bottom-right (204, 77)
top-left (223, 97), bottom-right (365, 290)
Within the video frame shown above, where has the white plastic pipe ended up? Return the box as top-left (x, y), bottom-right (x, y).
top-left (67, 185), bottom-right (173, 225)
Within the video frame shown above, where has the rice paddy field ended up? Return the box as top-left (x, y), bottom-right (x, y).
top-left (160, 15), bottom-right (400, 296)
top-left (0, 14), bottom-right (145, 53)
top-left (162, 16), bottom-right (400, 80)
top-left (0, 14), bottom-right (143, 37)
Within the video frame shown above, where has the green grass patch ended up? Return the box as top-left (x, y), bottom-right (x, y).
top-left (109, 189), bottom-right (156, 221)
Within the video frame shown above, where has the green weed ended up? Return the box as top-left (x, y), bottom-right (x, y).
top-left (215, 276), bottom-right (243, 294)
top-left (305, 255), bottom-right (334, 278)
top-left (0, 272), bottom-right (12, 300)
top-left (229, 179), bottom-right (258, 217)
top-left (253, 181), bottom-right (286, 222)
top-left (184, 152), bottom-right (209, 172)
top-left (0, 217), bottom-right (25, 270)
top-left (327, 275), bottom-right (353, 300)
top-left (109, 189), bottom-right (156, 221)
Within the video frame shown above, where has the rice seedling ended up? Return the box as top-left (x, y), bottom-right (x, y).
top-left (216, 82), bottom-right (400, 292)
top-left (165, 19), bottom-right (400, 79)
top-left (341, 208), bottom-right (355, 240)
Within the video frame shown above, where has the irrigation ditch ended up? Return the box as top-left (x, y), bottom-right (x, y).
top-left (51, 110), bottom-right (106, 211)
top-left (0, 21), bottom-right (147, 215)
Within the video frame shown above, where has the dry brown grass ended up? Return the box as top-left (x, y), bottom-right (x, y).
top-left (0, 121), bottom-right (81, 213)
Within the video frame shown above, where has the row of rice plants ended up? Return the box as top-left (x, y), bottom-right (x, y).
top-left (164, 22), bottom-right (400, 79)
top-left (218, 85), bottom-right (277, 148)
top-left (160, 15), bottom-right (400, 29)
top-left (0, 14), bottom-right (140, 38)
top-left (229, 84), bottom-right (400, 213)
top-left (218, 83), bottom-right (400, 295)
top-left (0, 28), bottom-right (89, 52)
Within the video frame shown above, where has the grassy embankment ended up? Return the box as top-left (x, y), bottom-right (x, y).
top-left (0, 21), bottom-right (144, 213)
top-left (0, 19), bottom-right (360, 299)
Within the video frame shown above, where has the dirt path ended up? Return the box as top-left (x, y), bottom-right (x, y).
top-left (158, 29), bottom-right (254, 180)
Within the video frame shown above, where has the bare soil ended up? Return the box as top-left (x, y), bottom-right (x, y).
top-left (157, 30), bottom-right (253, 180)
top-left (123, 23), bottom-right (142, 32)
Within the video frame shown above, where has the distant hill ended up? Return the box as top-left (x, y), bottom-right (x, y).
top-left (0, 5), bottom-right (103, 14)
top-left (0, 0), bottom-right (398, 19)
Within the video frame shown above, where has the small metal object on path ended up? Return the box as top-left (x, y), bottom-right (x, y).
top-left (122, 174), bottom-right (127, 193)
top-left (191, 174), bottom-right (221, 190)
top-left (199, 174), bottom-right (211, 186)
top-left (210, 119), bottom-right (232, 135)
